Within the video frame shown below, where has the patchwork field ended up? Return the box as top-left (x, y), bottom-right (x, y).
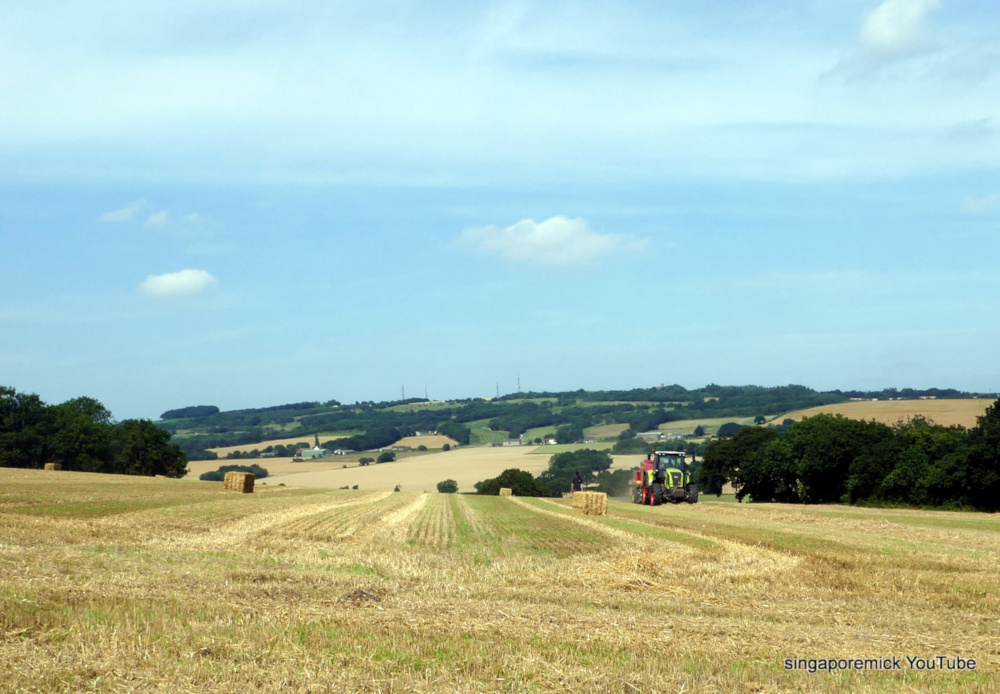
top-left (1, 468), bottom-right (996, 692)
top-left (780, 399), bottom-right (991, 428)
top-left (391, 434), bottom-right (459, 449)
top-left (207, 433), bottom-right (358, 457)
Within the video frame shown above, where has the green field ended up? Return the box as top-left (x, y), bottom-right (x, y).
top-left (2, 468), bottom-right (997, 692)
top-left (465, 418), bottom-right (510, 445)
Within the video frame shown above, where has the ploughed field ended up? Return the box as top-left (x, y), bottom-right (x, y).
top-left (1, 469), bottom-right (997, 693)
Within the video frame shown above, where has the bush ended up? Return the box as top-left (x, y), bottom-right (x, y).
top-left (199, 463), bottom-right (269, 482)
top-left (352, 484), bottom-right (358, 490)
top-left (437, 479), bottom-right (459, 493)
top-left (358, 457), bottom-right (374, 466)
top-left (377, 451), bottom-right (396, 463)
top-left (393, 484), bottom-right (401, 492)
top-left (442, 443), bottom-right (451, 451)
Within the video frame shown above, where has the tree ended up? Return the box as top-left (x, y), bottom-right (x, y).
top-left (785, 414), bottom-right (892, 504)
top-left (436, 479), bottom-right (459, 493)
top-left (700, 426), bottom-right (778, 496)
top-left (111, 419), bottom-right (188, 477)
top-left (358, 457), bottom-right (374, 466)
top-left (716, 422), bottom-right (743, 438)
top-left (537, 449), bottom-right (613, 494)
top-left (960, 398), bottom-right (1000, 510)
top-left (377, 451), bottom-right (396, 463)
top-left (476, 468), bottom-right (548, 496)
top-left (693, 425), bottom-right (706, 437)
top-left (555, 423), bottom-right (583, 444)
top-left (754, 415), bottom-right (766, 425)
top-left (735, 436), bottom-right (799, 503)
top-left (442, 443), bottom-right (451, 451)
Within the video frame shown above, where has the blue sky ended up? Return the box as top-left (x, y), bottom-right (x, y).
top-left (2, 0), bottom-right (998, 419)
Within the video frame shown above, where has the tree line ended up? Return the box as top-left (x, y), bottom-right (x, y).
top-left (1, 387), bottom-right (187, 477)
top-left (698, 399), bottom-right (1000, 510)
top-left (475, 449), bottom-right (631, 497)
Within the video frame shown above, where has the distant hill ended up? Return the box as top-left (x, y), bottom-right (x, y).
top-left (157, 385), bottom-right (995, 462)
top-left (160, 405), bottom-right (220, 420)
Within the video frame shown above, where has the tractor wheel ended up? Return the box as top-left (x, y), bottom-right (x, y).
top-left (651, 483), bottom-right (666, 506)
top-left (687, 489), bottom-right (700, 504)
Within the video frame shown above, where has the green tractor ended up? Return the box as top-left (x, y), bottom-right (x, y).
top-left (632, 450), bottom-right (699, 505)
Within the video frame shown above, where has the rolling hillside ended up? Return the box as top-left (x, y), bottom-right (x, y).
top-left (779, 398), bottom-right (990, 428)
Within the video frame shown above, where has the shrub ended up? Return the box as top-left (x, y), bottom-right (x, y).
top-left (377, 451), bottom-right (395, 463)
top-left (436, 479), bottom-right (459, 493)
top-left (417, 445), bottom-right (427, 451)
top-left (442, 443), bottom-right (451, 451)
top-left (393, 484), bottom-right (401, 492)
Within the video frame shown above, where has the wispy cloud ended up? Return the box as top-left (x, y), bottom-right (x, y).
top-left (144, 210), bottom-right (170, 228)
top-left (139, 269), bottom-right (217, 297)
top-left (100, 199), bottom-right (147, 222)
top-left (961, 195), bottom-right (998, 214)
top-left (457, 216), bottom-right (647, 266)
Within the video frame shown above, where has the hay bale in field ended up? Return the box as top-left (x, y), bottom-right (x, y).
top-left (499, 487), bottom-right (513, 497)
top-left (223, 471), bottom-right (255, 494)
top-left (43, 463), bottom-right (62, 471)
top-left (572, 491), bottom-right (607, 516)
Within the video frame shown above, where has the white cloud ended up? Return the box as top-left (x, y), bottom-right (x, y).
top-left (139, 269), bottom-right (217, 297)
top-left (182, 213), bottom-right (203, 224)
top-left (100, 199), bottom-right (147, 222)
top-left (457, 216), bottom-right (647, 265)
top-left (829, 0), bottom-right (941, 79)
top-left (961, 195), bottom-right (998, 214)
top-left (859, 0), bottom-right (940, 57)
top-left (144, 210), bottom-right (169, 228)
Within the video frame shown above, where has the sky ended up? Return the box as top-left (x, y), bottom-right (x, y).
top-left (2, 0), bottom-right (999, 419)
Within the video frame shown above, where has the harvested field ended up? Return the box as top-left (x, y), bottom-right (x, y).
top-left (390, 434), bottom-right (459, 449)
top-left (260, 445), bottom-right (548, 492)
top-left (780, 398), bottom-right (991, 428)
top-left (257, 447), bottom-right (645, 492)
top-left (1, 467), bottom-right (997, 692)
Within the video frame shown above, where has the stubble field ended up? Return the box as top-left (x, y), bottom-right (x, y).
top-left (779, 399), bottom-right (991, 428)
top-left (1, 468), bottom-right (996, 693)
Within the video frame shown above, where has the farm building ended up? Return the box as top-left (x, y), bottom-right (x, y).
top-left (502, 439), bottom-right (521, 447)
top-left (392, 445), bottom-right (412, 452)
top-left (299, 447), bottom-right (329, 459)
top-left (332, 449), bottom-right (357, 456)
top-left (637, 432), bottom-right (665, 441)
